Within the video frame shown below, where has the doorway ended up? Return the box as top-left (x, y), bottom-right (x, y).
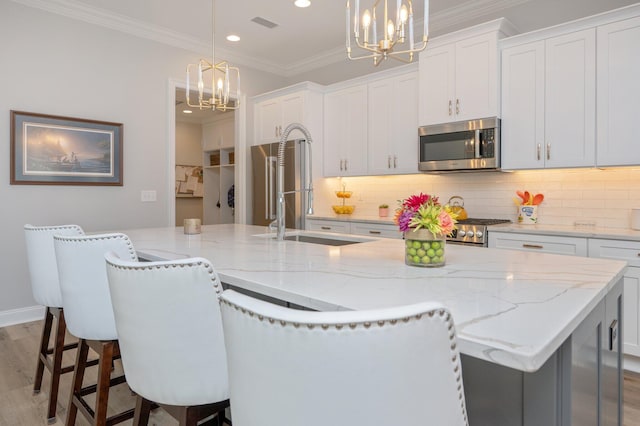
top-left (174, 86), bottom-right (237, 226)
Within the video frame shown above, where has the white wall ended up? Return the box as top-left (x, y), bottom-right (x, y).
top-left (313, 168), bottom-right (640, 229)
top-left (0, 1), bottom-right (286, 325)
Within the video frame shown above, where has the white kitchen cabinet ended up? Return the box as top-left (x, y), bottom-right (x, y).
top-left (367, 72), bottom-right (419, 175)
top-left (350, 222), bottom-right (402, 239)
top-left (589, 238), bottom-right (640, 357)
top-left (596, 15), bottom-right (640, 167)
top-left (255, 92), bottom-right (304, 144)
top-left (488, 231), bottom-right (588, 256)
top-left (323, 84), bottom-right (368, 176)
top-left (501, 29), bottom-right (596, 170)
top-left (306, 219), bottom-right (350, 234)
top-left (306, 218), bottom-right (400, 239)
top-left (418, 20), bottom-right (514, 126)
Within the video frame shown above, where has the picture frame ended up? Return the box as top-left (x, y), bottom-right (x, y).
top-left (10, 110), bottom-right (123, 186)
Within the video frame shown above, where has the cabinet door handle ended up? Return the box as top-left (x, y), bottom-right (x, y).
top-left (339, 159), bottom-right (344, 171)
top-left (368, 230), bottom-right (382, 235)
top-left (321, 226), bottom-right (331, 230)
top-left (546, 143), bottom-right (551, 160)
top-left (448, 100), bottom-right (452, 116)
top-left (523, 244), bottom-right (544, 249)
top-left (344, 159), bottom-right (348, 171)
top-left (394, 155), bottom-right (397, 168)
top-left (388, 155), bottom-right (391, 168)
top-left (537, 143), bottom-right (541, 161)
top-left (456, 99), bottom-right (460, 114)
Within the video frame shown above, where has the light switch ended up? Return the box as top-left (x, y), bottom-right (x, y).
top-left (141, 190), bottom-right (157, 202)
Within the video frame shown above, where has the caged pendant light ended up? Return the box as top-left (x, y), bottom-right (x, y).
top-left (346, 0), bottom-right (429, 66)
top-left (186, 0), bottom-right (240, 111)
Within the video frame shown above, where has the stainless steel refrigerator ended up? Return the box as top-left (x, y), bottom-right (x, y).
top-left (251, 140), bottom-right (308, 229)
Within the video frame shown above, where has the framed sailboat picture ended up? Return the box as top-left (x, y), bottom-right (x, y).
top-left (10, 111), bottom-right (123, 185)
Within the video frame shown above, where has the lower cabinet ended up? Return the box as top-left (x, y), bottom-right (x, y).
top-left (487, 231), bottom-right (588, 256)
top-left (306, 218), bottom-right (401, 239)
top-left (589, 238), bottom-right (640, 358)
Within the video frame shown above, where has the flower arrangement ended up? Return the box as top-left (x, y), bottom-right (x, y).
top-left (394, 193), bottom-right (458, 237)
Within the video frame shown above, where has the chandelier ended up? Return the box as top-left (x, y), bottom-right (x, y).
top-left (186, 0), bottom-right (240, 111)
top-left (346, 0), bottom-right (429, 66)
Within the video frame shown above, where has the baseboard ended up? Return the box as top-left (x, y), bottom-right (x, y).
top-left (0, 305), bottom-right (45, 328)
top-left (624, 354), bottom-right (640, 374)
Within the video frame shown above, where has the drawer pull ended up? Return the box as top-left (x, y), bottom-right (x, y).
top-left (368, 231), bottom-right (382, 235)
top-left (321, 226), bottom-right (331, 230)
top-left (523, 244), bottom-right (544, 249)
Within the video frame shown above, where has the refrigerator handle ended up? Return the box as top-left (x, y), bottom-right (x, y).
top-left (267, 156), bottom-right (277, 220)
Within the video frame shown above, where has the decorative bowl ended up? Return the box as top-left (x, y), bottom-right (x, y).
top-left (332, 205), bottom-right (355, 214)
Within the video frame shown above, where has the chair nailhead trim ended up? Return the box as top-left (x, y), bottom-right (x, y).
top-left (107, 258), bottom-right (223, 295)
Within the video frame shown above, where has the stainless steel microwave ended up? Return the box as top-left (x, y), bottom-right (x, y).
top-left (418, 117), bottom-right (500, 172)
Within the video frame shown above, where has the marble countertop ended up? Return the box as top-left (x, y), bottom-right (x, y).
top-left (122, 224), bottom-right (626, 373)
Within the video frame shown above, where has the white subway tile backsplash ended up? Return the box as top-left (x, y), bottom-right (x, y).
top-left (313, 168), bottom-right (640, 229)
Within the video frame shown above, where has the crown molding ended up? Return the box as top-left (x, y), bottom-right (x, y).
top-left (11, 0), bottom-right (210, 54)
top-left (11, 0), bottom-right (530, 77)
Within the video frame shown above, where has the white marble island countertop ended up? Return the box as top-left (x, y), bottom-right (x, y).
top-left (123, 224), bottom-right (626, 373)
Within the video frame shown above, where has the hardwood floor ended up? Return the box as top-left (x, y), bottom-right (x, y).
top-left (1, 319), bottom-right (640, 425)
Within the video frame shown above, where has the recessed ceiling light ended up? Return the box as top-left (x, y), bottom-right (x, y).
top-left (226, 34), bottom-right (240, 42)
top-left (183, 109), bottom-right (193, 114)
top-left (294, 0), bottom-right (310, 8)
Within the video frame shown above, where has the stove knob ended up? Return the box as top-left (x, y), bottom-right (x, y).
top-left (466, 231), bottom-right (475, 238)
top-left (458, 230), bottom-right (466, 237)
top-left (476, 231), bottom-right (484, 238)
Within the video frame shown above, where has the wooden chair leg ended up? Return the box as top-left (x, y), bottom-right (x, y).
top-left (66, 339), bottom-right (89, 426)
top-left (46, 308), bottom-right (68, 422)
top-left (132, 395), bottom-right (153, 426)
top-left (33, 307), bottom-right (54, 395)
top-left (94, 341), bottom-right (116, 426)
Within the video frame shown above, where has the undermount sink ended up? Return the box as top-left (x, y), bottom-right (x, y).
top-left (253, 231), bottom-right (374, 246)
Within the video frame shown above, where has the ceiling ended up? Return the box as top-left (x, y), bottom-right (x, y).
top-left (14, 0), bottom-right (639, 77)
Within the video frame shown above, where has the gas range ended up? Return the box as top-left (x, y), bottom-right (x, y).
top-left (448, 218), bottom-right (511, 246)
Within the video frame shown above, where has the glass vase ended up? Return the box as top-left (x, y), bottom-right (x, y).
top-left (403, 229), bottom-right (446, 267)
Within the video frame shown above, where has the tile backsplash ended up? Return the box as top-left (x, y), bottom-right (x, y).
top-left (314, 168), bottom-right (640, 229)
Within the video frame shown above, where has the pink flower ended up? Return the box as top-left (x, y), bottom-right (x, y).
top-left (438, 211), bottom-right (455, 235)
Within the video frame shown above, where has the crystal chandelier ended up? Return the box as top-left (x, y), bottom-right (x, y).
top-left (346, 0), bottom-right (429, 66)
top-left (186, 0), bottom-right (240, 111)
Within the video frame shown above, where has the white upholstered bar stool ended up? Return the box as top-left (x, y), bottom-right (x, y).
top-left (24, 224), bottom-right (85, 423)
top-left (54, 233), bottom-right (138, 426)
top-left (104, 253), bottom-right (230, 426)
top-left (220, 289), bottom-right (469, 426)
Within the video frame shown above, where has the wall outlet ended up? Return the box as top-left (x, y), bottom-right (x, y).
top-left (140, 190), bottom-right (157, 202)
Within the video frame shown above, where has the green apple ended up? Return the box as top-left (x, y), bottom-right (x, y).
top-left (412, 255), bottom-right (421, 264)
top-left (431, 241), bottom-right (441, 250)
top-left (426, 248), bottom-right (435, 258)
top-left (411, 241), bottom-right (422, 249)
top-left (407, 248), bottom-right (417, 256)
top-left (421, 255), bottom-right (431, 264)
top-left (436, 248), bottom-right (444, 257)
top-left (416, 248), bottom-right (426, 257)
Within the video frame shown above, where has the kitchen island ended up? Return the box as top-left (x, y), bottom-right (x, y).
top-left (124, 224), bottom-right (627, 426)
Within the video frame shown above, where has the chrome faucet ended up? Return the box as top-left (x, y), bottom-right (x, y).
top-left (275, 123), bottom-right (314, 241)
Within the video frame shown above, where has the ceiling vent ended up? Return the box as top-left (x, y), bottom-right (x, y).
top-left (251, 16), bottom-right (279, 29)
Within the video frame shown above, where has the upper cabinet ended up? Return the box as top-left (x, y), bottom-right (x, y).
top-left (324, 84), bottom-right (369, 177)
top-left (596, 15), bottom-right (640, 167)
top-left (419, 19), bottom-right (516, 126)
top-left (500, 4), bottom-right (640, 170)
top-left (367, 72), bottom-right (419, 175)
top-left (323, 66), bottom-right (418, 177)
top-left (252, 83), bottom-right (324, 146)
top-left (501, 29), bottom-right (596, 169)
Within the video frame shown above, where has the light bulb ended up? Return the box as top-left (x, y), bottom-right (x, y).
top-left (400, 4), bottom-right (408, 23)
top-left (362, 9), bottom-right (371, 29)
top-left (387, 19), bottom-right (394, 40)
